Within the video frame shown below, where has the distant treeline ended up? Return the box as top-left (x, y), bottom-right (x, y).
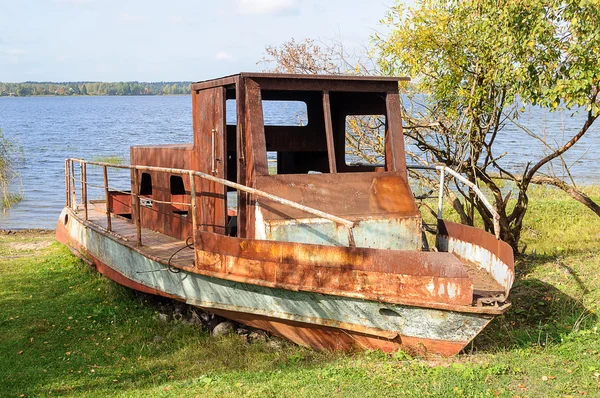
top-left (0, 82), bottom-right (192, 97)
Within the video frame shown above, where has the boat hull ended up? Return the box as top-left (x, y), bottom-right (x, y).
top-left (57, 207), bottom-right (494, 356)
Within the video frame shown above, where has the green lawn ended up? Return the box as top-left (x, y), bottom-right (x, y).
top-left (1, 186), bottom-right (599, 397)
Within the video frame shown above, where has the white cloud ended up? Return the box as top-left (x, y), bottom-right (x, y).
top-left (237, 0), bottom-right (299, 15)
top-left (53, 0), bottom-right (91, 6)
top-left (118, 13), bottom-right (147, 23)
top-left (168, 15), bottom-right (184, 24)
top-left (4, 49), bottom-right (25, 56)
top-left (215, 51), bottom-right (233, 61)
top-left (1, 49), bottom-right (25, 64)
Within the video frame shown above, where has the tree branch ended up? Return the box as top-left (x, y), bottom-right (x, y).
top-left (490, 172), bottom-right (600, 217)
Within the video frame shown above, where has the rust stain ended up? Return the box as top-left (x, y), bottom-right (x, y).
top-left (369, 175), bottom-right (417, 213)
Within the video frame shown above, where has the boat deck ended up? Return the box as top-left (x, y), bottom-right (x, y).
top-left (79, 202), bottom-right (504, 301)
top-left (84, 202), bottom-right (195, 268)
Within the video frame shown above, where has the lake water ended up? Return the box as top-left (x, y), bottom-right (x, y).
top-left (1, 95), bottom-right (598, 230)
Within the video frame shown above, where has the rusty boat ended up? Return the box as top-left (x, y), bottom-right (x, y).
top-left (56, 73), bottom-right (514, 356)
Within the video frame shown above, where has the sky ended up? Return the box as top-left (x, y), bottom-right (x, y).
top-left (0, 0), bottom-right (398, 82)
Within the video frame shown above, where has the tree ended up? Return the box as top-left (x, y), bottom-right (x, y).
top-left (373, 0), bottom-right (600, 251)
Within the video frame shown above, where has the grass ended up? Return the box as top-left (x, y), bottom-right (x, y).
top-left (90, 155), bottom-right (125, 165)
top-left (2, 192), bottom-right (23, 211)
top-left (1, 185), bottom-right (599, 397)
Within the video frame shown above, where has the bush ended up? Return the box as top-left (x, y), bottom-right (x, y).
top-left (0, 128), bottom-right (22, 210)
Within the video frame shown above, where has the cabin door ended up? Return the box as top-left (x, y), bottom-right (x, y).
top-left (193, 86), bottom-right (227, 234)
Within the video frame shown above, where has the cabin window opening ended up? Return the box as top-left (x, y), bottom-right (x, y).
top-left (262, 100), bottom-right (308, 126)
top-left (344, 114), bottom-right (386, 167)
top-left (140, 173), bottom-right (152, 196)
top-left (170, 175), bottom-right (186, 195)
top-left (226, 99), bottom-right (308, 126)
top-left (226, 99), bottom-right (237, 125)
top-left (170, 175), bottom-right (188, 217)
top-left (267, 151), bottom-right (278, 175)
top-left (139, 173), bottom-right (153, 208)
top-left (257, 91), bottom-right (328, 175)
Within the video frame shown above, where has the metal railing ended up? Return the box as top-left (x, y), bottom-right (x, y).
top-left (407, 165), bottom-right (501, 239)
top-left (65, 158), bottom-right (357, 248)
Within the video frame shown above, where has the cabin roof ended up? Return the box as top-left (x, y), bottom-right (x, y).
top-left (191, 72), bottom-right (410, 91)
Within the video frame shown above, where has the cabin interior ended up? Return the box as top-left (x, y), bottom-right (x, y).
top-left (108, 73), bottom-right (422, 250)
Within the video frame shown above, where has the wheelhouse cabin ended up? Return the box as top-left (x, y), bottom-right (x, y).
top-left (117, 73), bottom-right (422, 250)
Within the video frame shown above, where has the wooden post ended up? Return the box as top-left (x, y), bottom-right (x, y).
top-left (103, 165), bottom-right (112, 231)
top-left (82, 162), bottom-right (88, 220)
top-left (189, 171), bottom-right (198, 251)
top-left (132, 169), bottom-right (142, 246)
top-left (71, 161), bottom-right (77, 211)
top-left (65, 160), bottom-right (70, 207)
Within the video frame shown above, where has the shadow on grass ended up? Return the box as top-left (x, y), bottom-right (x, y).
top-left (0, 247), bottom-right (335, 397)
top-left (470, 254), bottom-right (597, 352)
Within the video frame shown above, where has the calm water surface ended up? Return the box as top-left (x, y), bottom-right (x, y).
top-left (1, 95), bottom-right (598, 229)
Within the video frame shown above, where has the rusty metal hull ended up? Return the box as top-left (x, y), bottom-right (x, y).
top-left (57, 207), bottom-right (500, 357)
top-left (437, 220), bottom-right (515, 301)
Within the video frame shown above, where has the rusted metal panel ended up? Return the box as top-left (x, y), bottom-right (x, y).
top-left (385, 92), bottom-right (408, 180)
top-left (437, 220), bottom-right (515, 298)
top-left (129, 145), bottom-right (194, 240)
top-left (191, 74), bottom-right (238, 92)
top-left (191, 227), bottom-right (472, 306)
top-left (192, 86), bottom-right (228, 234)
top-left (322, 91), bottom-right (337, 173)
top-left (108, 191), bottom-right (131, 215)
top-left (236, 78), bottom-right (248, 238)
top-left (240, 72), bottom-right (409, 82)
top-left (244, 78), bottom-right (269, 177)
top-left (251, 76), bottom-right (402, 93)
top-left (243, 78), bottom-right (267, 237)
top-left (191, 73), bottom-right (409, 90)
top-left (207, 307), bottom-right (475, 356)
top-left (254, 172), bottom-right (420, 221)
top-left (262, 216), bottom-right (422, 250)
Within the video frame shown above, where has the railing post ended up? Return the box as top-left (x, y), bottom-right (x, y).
top-left (65, 159), bottom-right (70, 208)
top-left (189, 171), bottom-right (198, 251)
top-left (82, 162), bottom-right (88, 220)
top-left (131, 169), bottom-right (142, 246)
top-left (103, 165), bottom-right (112, 232)
top-left (346, 226), bottom-right (356, 247)
top-left (437, 167), bottom-right (445, 220)
top-left (71, 160), bottom-right (77, 211)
